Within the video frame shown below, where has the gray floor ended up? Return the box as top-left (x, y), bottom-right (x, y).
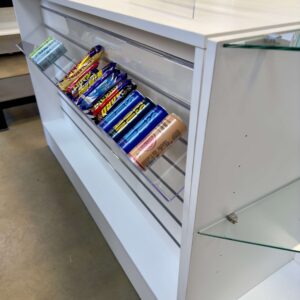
top-left (0, 104), bottom-right (139, 300)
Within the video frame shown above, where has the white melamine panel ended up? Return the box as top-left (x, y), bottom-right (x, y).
top-left (41, 0), bottom-right (195, 62)
top-left (27, 60), bottom-right (63, 123)
top-left (186, 40), bottom-right (300, 300)
top-left (13, 0), bottom-right (63, 123)
top-left (12, 0), bottom-right (43, 38)
top-left (178, 45), bottom-right (211, 300)
top-left (41, 7), bottom-right (193, 105)
top-left (45, 0), bottom-right (206, 47)
top-left (188, 236), bottom-right (293, 300)
top-left (44, 118), bottom-right (180, 300)
top-left (197, 45), bottom-right (300, 228)
top-left (45, 0), bottom-right (300, 45)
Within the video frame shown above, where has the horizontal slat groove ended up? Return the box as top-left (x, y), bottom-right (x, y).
top-left (44, 24), bottom-right (191, 109)
top-left (41, 4), bottom-right (194, 69)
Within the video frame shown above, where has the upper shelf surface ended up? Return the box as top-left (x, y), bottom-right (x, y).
top-left (45, 0), bottom-right (300, 46)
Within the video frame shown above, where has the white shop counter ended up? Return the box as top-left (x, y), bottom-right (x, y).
top-left (12, 0), bottom-right (300, 299)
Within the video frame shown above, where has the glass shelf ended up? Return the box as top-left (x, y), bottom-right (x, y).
top-left (18, 35), bottom-right (186, 203)
top-left (224, 31), bottom-right (300, 51)
top-left (199, 178), bottom-right (300, 253)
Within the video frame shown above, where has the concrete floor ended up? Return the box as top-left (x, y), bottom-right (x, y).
top-left (0, 104), bottom-right (139, 300)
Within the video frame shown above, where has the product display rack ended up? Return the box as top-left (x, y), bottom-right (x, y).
top-left (13, 0), bottom-right (300, 299)
top-left (18, 38), bottom-right (187, 204)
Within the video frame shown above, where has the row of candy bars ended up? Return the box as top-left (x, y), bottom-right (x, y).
top-left (56, 43), bottom-right (186, 170)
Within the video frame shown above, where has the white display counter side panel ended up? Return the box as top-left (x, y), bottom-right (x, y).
top-left (186, 236), bottom-right (293, 300)
top-left (183, 33), bottom-right (300, 299)
top-left (44, 117), bottom-right (180, 300)
top-left (196, 44), bottom-right (300, 229)
top-left (239, 260), bottom-right (300, 300)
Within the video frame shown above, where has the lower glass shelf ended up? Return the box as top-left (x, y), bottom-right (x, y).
top-left (198, 178), bottom-right (300, 253)
top-left (18, 36), bottom-right (186, 203)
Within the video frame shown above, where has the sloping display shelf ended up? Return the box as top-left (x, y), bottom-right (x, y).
top-left (18, 35), bottom-right (186, 204)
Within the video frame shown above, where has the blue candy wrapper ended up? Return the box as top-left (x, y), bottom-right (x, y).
top-left (117, 105), bottom-right (168, 153)
top-left (79, 71), bottom-right (127, 110)
top-left (99, 90), bottom-right (144, 133)
top-left (109, 98), bottom-right (155, 142)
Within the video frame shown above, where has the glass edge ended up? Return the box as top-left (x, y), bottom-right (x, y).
top-left (197, 231), bottom-right (300, 254)
top-left (223, 43), bottom-right (300, 51)
top-left (16, 42), bottom-right (24, 53)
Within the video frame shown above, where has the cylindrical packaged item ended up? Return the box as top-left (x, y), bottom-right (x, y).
top-left (57, 45), bottom-right (103, 91)
top-left (37, 42), bottom-right (67, 71)
top-left (66, 62), bottom-right (99, 96)
top-left (75, 62), bottom-right (116, 99)
top-left (30, 37), bottom-right (53, 59)
top-left (34, 39), bottom-right (61, 64)
top-left (91, 79), bottom-right (134, 117)
top-left (109, 98), bottom-right (155, 142)
top-left (79, 71), bottom-right (126, 111)
top-left (31, 39), bottom-right (57, 63)
top-left (128, 113), bottom-right (187, 170)
top-left (99, 90), bottom-right (144, 133)
top-left (117, 105), bottom-right (168, 153)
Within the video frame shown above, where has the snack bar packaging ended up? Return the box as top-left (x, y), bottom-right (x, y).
top-left (79, 71), bottom-right (126, 111)
top-left (91, 79), bottom-right (134, 118)
top-left (118, 105), bottom-right (168, 153)
top-left (29, 37), bottom-right (53, 59)
top-left (109, 98), bottom-right (155, 142)
top-left (99, 90), bottom-right (144, 133)
top-left (74, 62), bottom-right (117, 100)
top-left (66, 62), bottom-right (98, 95)
top-left (128, 113), bottom-right (186, 170)
top-left (57, 45), bottom-right (103, 91)
top-left (95, 81), bottom-right (137, 122)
